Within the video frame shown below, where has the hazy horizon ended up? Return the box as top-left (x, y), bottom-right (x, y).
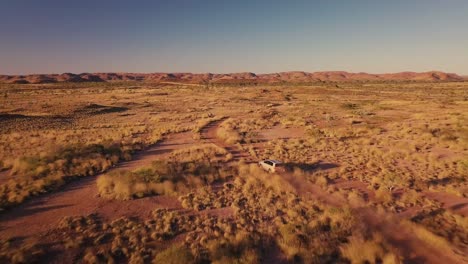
top-left (0, 70), bottom-right (465, 76)
top-left (1, 0), bottom-right (468, 75)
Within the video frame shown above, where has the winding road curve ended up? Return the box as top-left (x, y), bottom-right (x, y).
top-left (0, 132), bottom-right (195, 239)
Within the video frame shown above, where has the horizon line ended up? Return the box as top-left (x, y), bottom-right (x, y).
top-left (1, 70), bottom-right (465, 76)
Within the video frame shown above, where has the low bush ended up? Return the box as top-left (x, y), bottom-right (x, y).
top-left (340, 234), bottom-right (400, 264)
top-left (403, 220), bottom-right (453, 253)
top-left (375, 187), bottom-right (393, 204)
top-left (153, 244), bottom-right (195, 264)
top-left (216, 118), bottom-right (270, 144)
top-left (216, 120), bottom-right (243, 144)
top-left (0, 239), bottom-right (45, 264)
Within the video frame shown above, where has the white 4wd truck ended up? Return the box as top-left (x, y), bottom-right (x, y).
top-left (258, 159), bottom-right (285, 173)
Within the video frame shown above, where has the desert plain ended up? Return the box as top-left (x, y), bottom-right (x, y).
top-left (0, 72), bottom-right (467, 263)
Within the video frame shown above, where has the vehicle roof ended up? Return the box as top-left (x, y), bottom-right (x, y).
top-left (265, 159), bottom-right (282, 164)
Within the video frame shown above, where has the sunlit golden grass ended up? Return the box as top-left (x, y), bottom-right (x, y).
top-left (97, 144), bottom-right (234, 200)
top-left (0, 81), bottom-right (467, 262)
top-left (340, 234), bottom-right (400, 264)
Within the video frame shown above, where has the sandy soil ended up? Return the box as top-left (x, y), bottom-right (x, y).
top-left (424, 191), bottom-right (468, 217)
top-left (259, 125), bottom-right (305, 140)
top-left (0, 169), bottom-right (12, 185)
top-left (0, 132), bottom-right (195, 239)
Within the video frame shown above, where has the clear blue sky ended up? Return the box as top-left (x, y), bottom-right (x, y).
top-left (1, 0), bottom-right (467, 75)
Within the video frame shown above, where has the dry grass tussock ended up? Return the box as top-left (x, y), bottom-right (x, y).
top-left (1, 81), bottom-right (467, 262)
top-left (0, 83), bottom-right (237, 210)
top-left (340, 233), bottom-right (401, 264)
top-left (179, 163), bottom-right (403, 263)
top-left (0, 142), bottom-right (136, 210)
top-left (401, 220), bottom-right (454, 253)
top-left (0, 116), bottom-right (201, 210)
top-left (97, 144), bottom-right (234, 200)
top-left (216, 117), bottom-right (271, 144)
top-left (259, 108), bottom-right (467, 210)
top-left (2, 159), bottom-right (408, 263)
top-left (410, 208), bottom-right (468, 249)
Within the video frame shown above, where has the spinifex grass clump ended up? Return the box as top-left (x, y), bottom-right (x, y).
top-left (97, 144), bottom-right (235, 200)
top-left (411, 208), bottom-right (468, 249)
top-left (216, 117), bottom-right (271, 144)
top-left (0, 142), bottom-right (138, 210)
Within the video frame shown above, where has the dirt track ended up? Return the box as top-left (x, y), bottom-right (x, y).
top-left (0, 120), bottom-right (466, 263)
top-left (0, 132), bottom-right (195, 239)
top-left (423, 191), bottom-right (468, 217)
top-left (201, 118), bottom-right (253, 162)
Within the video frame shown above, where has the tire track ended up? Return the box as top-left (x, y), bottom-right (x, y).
top-left (0, 132), bottom-right (196, 239)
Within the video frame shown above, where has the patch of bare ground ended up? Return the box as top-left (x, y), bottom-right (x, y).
top-left (0, 169), bottom-right (12, 185)
top-left (200, 207), bottom-right (234, 218)
top-left (0, 132), bottom-right (196, 240)
top-left (397, 205), bottom-right (423, 219)
top-left (117, 132), bottom-right (196, 170)
top-left (424, 191), bottom-right (468, 217)
top-left (258, 125), bottom-right (305, 140)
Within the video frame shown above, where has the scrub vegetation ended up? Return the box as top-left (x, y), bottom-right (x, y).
top-left (0, 80), bottom-right (467, 263)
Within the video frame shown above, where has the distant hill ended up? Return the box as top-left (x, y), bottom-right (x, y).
top-left (0, 71), bottom-right (464, 84)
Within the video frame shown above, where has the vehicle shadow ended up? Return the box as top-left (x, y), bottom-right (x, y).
top-left (450, 202), bottom-right (468, 211)
top-left (0, 203), bottom-right (72, 223)
top-left (284, 161), bottom-right (339, 172)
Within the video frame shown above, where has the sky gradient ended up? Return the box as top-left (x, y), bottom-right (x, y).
top-left (1, 0), bottom-right (468, 75)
